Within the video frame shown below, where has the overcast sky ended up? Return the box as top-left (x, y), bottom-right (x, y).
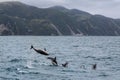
top-left (0, 0), bottom-right (120, 19)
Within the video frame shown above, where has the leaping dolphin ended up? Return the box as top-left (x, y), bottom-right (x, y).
top-left (47, 57), bottom-right (58, 66)
top-left (62, 62), bottom-right (68, 67)
top-left (30, 45), bottom-right (49, 56)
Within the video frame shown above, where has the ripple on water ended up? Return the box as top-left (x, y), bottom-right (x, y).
top-left (98, 72), bottom-right (109, 77)
top-left (0, 77), bottom-right (19, 80)
top-left (9, 58), bottom-right (24, 63)
top-left (62, 69), bottom-right (87, 74)
top-left (94, 56), bottom-right (113, 61)
top-left (6, 66), bottom-right (18, 72)
top-left (16, 70), bottom-right (40, 75)
top-left (84, 56), bottom-right (96, 59)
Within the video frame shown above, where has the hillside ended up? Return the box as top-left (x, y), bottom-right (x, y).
top-left (0, 1), bottom-right (120, 36)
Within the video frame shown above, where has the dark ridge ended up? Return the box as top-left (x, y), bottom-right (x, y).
top-left (0, 1), bottom-right (120, 36)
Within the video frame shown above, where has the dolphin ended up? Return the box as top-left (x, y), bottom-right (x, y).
top-left (62, 62), bottom-right (68, 67)
top-left (47, 57), bottom-right (58, 66)
top-left (31, 45), bottom-right (49, 56)
top-left (92, 64), bottom-right (97, 70)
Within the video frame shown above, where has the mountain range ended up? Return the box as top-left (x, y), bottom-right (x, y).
top-left (0, 1), bottom-right (120, 36)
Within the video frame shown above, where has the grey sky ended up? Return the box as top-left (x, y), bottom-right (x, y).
top-left (0, 0), bottom-right (120, 18)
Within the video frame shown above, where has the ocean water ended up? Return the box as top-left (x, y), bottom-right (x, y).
top-left (0, 36), bottom-right (120, 80)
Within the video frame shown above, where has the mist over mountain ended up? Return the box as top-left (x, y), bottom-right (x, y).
top-left (0, 1), bottom-right (120, 36)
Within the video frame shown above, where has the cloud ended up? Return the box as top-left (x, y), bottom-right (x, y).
top-left (16, 0), bottom-right (64, 7)
top-left (60, 0), bottom-right (120, 18)
top-left (0, 0), bottom-right (12, 2)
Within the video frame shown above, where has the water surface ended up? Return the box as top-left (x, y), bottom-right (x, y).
top-left (0, 36), bottom-right (120, 80)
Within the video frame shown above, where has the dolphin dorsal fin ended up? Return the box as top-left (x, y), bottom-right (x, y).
top-left (31, 45), bottom-right (34, 49)
top-left (54, 57), bottom-right (56, 60)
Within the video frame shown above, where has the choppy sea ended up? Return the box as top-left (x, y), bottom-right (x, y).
top-left (0, 36), bottom-right (120, 80)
